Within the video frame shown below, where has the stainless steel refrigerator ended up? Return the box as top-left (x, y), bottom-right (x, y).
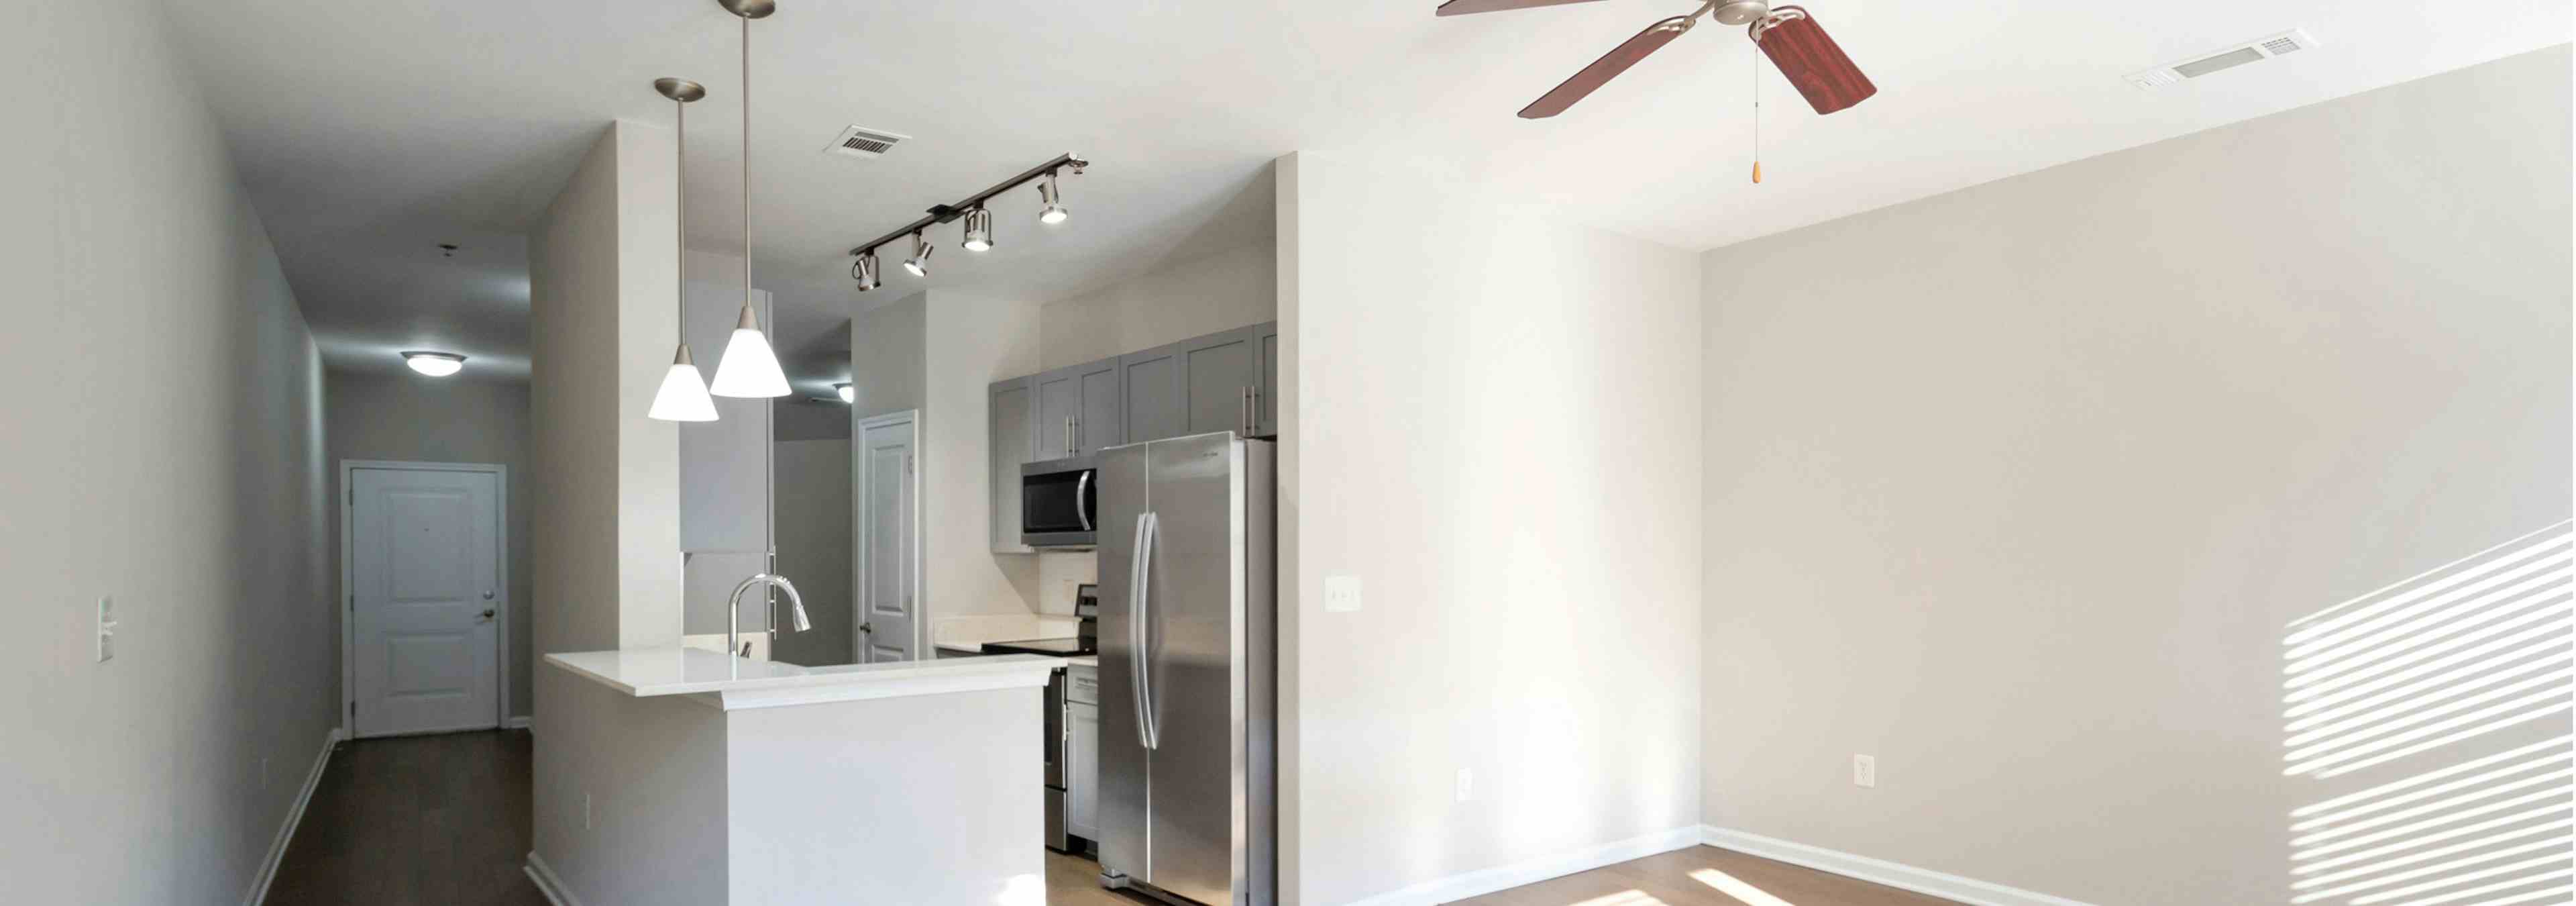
top-left (1096, 432), bottom-right (1275, 905)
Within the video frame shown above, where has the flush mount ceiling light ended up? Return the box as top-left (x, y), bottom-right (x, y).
top-left (902, 230), bottom-right (933, 277)
top-left (835, 383), bottom-right (854, 403)
top-left (846, 153), bottom-right (1086, 291)
top-left (402, 351), bottom-right (466, 377)
top-left (648, 77), bottom-right (720, 422)
top-left (705, 0), bottom-right (792, 399)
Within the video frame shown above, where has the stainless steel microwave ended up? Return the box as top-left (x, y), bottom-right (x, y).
top-left (1021, 455), bottom-right (1097, 548)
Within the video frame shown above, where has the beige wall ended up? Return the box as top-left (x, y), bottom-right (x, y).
top-left (325, 372), bottom-right (536, 718)
top-left (1696, 46), bottom-right (2573, 904)
top-left (924, 291), bottom-right (1044, 616)
top-left (0, 0), bottom-right (335, 901)
top-left (1039, 239), bottom-right (1277, 370)
top-left (529, 121), bottom-right (684, 658)
top-left (1278, 151), bottom-right (1706, 904)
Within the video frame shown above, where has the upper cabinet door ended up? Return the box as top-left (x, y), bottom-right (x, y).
top-left (989, 377), bottom-right (1036, 553)
top-left (1252, 321), bottom-right (1279, 438)
top-left (1034, 368), bottom-right (1079, 461)
top-left (1181, 326), bottom-right (1259, 437)
top-left (1073, 358), bottom-right (1122, 456)
top-left (1121, 344), bottom-right (1185, 444)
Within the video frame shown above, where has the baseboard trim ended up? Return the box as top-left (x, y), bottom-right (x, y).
top-left (246, 727), bottom-right (342, 906)
top-left (1344, 825), bottom-right (1703, 906)
top-left (504, 715), bottom-right (531, 730)
top-left (525, 852), bottom-right (582, 906)
top-left (1700, 826), bottom-right (2096, 906)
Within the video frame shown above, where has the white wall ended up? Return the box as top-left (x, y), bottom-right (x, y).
top-left (529, 120), bottom-right (684, 657)
top-left (1277, 152), bottom-right (1705, 905)
top-left (924, 291), bottom-right (1045, 616)
top-left (1039, 239), bottom-right (1277, 370)
top-left (326, 372), bottom-right (537, 719)
top-left (0, 0), bottom-right (335, 901)
top-left (1695, 46), bottom-right (2573, 904)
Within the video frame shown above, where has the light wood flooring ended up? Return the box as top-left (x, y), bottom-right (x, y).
top-left (1452, 846), bottom-right (1963, 906)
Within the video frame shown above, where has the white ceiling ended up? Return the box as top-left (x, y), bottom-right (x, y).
top-left (163, 0), bottom-right (2571, 381)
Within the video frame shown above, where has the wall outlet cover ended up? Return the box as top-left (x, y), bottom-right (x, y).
top-left (1455, 768), bottom-right (1473, 803)
top-left (96, 595), bottom-right (117, 663)
top-left (1853, 754), bottom-right (1877, 789)
top-left (1324, 576), bottom-right (1362, 613)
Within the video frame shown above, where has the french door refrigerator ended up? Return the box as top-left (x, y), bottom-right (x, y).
top-left (1096, 432), bottom-right (1275, 906)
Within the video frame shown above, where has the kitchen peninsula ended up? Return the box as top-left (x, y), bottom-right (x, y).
top-left (527, 647), bottom-right (1063, 905)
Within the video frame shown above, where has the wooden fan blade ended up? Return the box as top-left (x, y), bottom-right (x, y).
top-left (1755, 7), bottom-right (1876, 115)
top-left (1436, 0), bottom-right (1610, 17)
top-left (1519, 16), bottom-right (1693, 119)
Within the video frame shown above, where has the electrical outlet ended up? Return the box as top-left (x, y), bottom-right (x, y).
top-left (1454, 768), bottom-right (1473, 803)
top-left (96, 596), bottom-right (118, 662)
top-left (1853, 754), bottom-right (1877, 789)
top-left (1325, 576), bottom-right (1362, 613)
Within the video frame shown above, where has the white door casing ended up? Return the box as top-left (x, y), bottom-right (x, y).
top-left (854, 411), bottom-right (921, 663)
top-left (345, 463), bottom-right (503, 737)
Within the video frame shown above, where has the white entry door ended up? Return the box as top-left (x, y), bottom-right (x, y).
top-left (855, 412), bottom-right (919, 663)
top-left (349, 466), bottom-right (502, 737)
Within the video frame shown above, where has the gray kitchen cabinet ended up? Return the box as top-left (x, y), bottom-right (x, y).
top-left (1252, 321), bottom-right (1279, 438)
top-left (1034, 357), bottom-right (1121, 459)
top-left (989, 376), bottom-right (1036, 552)
top-left (1120, 343), bottom-right (1185, 444)
top-left (1181, 325), bottom-right (1260, 438)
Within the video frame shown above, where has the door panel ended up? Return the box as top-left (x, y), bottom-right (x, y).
top-left (858, 415), bottom-right (919, 662)
top-left (1093, 442), bottom-right (1154, 882)
top-left (1122, 346), bottom-right (1183, 444)
top-left (989, 379), bottom-right (1034, 552)
top-left (1141, 434), bottom-right (1242, 904)
top-left (1183, 328), bottom-right (1256, 436)
top-left (1035, 370), bottom-right (1077, 461)
top-left (352, 467), bottom-right (500, 738)
top-left (1075, 358), bottom-right (1123, 455)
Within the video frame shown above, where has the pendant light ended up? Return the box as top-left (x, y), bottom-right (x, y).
top-left (706, 0), bottom-right (792, 399)
top-left (648, 77), bottom-right (719, 422)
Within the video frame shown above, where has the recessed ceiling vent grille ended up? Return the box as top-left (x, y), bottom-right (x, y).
top-left (824, 125), bottom-right (910, 159)
top-left (2127, 28), bottom-right (2320, 89)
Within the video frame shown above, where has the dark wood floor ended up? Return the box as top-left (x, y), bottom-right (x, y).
top-left (266, 729), bottom-right (548, 906)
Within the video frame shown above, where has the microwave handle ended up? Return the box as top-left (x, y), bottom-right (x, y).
top-left (1075, 470), bottom-right (1093, 532)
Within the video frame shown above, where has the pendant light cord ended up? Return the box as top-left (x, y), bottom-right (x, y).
top-left (677, 97), bottom-right (687, 342)
top-left (743, 11), bottom-right (778, 596)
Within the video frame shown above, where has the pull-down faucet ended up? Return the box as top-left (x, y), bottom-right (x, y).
top-left (729, 573), bottom-right (812, 658)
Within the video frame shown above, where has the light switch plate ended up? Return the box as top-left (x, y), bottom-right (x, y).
top-left (96, 595), bottom-right (117, 662)
top-left (1324, 576), bottom-right (1362, 613)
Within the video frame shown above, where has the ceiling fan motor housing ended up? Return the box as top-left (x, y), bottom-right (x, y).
top-left (1711, 0), bottom-right (1771, 26)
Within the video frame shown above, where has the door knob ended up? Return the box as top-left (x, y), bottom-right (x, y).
top-left (478, 609), bottom-right (496, 621)
top-left (482, 590), bottom-right (494, 600)
top-left (859, 622), bottom-right (874, 634)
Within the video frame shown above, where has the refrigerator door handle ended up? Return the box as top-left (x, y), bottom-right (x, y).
top-left (1075, 470), bottom-right (1093, 532)
top-left (1129, 510), bottom-right (1160, 750)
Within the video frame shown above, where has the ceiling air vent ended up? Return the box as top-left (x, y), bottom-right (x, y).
top-left (824, 125), bottom-right (910, 159)
top-left (2126, 29), bottom-right (2320, 89)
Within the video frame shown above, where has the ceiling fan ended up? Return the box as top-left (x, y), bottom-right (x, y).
top-left (1439, 0), bottom-right (1876, 120)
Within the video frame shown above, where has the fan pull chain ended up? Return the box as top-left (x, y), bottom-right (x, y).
top-left (1752, 52), bottom-right (1764, 183)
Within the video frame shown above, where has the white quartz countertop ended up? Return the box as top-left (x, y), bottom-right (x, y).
top-left (544, 646), bottom-right (1063, 710)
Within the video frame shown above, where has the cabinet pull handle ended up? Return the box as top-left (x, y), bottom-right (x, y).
top-left (1065, 417), bottom-right (1075, 454)
top-left (1251, 385), bottom-right (1263, 435)
top-left (1239, 387), bottom-right (1250, 437)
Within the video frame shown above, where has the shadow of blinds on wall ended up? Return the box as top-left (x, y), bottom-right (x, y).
top-left (2282, 520), bottom-right (2574, 906)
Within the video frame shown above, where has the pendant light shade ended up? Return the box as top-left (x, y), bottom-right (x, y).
top-left (706, 0), bottom-right (790, 400)
top-left (650, 346), bottom-right (720, 421)
top-left (649, 76), bottom-right (716, 422)
top-left (708, 303), bottom-right (792, 397)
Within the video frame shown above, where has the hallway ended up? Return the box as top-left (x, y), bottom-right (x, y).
top-left (265, 731), bottom-right (545, 906)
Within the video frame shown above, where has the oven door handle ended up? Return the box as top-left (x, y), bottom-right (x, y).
top-left (1075, 470), bottom-right (1093, 532)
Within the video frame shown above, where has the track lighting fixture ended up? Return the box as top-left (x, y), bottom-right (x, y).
top-left (902, 231), bottom-right (933, 278)
top-left (402, 351), bottom-right (466, 377)
top-left (852, 250), bottom-right (881, 292)
top-left (1038, 171), bottom-right (1069, 225)
top-left (706, 0), bottom-right (790, 399)
top-left (845, 153), bottom-right (1086, 292)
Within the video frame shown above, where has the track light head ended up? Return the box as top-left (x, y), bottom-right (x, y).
top-left (835, 382), bottom-right (854, 404)
top-left (961, 207), bottom-right (994, 252)
top-left (1038, 172), bottom-right (1069, 225)
top-left (903, 230), bottom-right (932, 277)
top-left (853, 250), bottom-right (881, 291)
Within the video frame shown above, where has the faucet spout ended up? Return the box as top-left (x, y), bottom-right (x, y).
top-left (727, 573), bottom-right (812, 659)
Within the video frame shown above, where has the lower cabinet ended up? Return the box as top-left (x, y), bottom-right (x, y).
top-left (1067, 701), bottom-right (1099, 841)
